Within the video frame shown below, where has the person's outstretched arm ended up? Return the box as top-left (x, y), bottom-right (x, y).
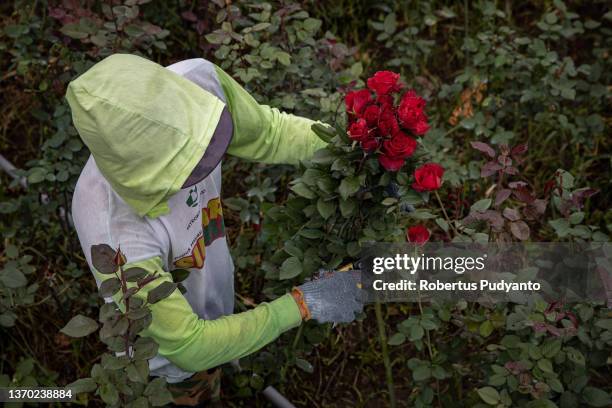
top-left (100, 256), bottom-right (302, 372)
top-left (215, 65), bottom-right (328, 164)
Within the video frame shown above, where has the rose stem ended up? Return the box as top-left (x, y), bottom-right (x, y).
top-left (435, 190), bottom-right (459, 237)
top-left (375, 301), bottom-right (396, 408)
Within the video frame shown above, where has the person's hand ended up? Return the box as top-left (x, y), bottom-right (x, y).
top-left (292, 270), bottom-right (363, 324)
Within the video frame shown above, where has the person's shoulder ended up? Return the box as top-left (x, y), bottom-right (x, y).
top-left (165, 59), bottom-right (226, 102)
top-left (165, 58), bottom-right (215, 74)
top-left (72, 156), bottom-right (109, 212)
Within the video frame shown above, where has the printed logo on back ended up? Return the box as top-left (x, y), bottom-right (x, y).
top-left (186, 186), bottom-right (198, 207)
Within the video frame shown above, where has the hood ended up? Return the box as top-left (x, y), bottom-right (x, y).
top-left (66, 54), bottom-right (224, 218)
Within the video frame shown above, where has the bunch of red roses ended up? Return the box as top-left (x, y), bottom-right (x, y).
top-left (345, 71), bottom-right (430, 172)
top-left (345, 71), bottom-right (447, 244)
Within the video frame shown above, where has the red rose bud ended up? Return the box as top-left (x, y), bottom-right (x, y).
top-left (398, 90), bottom-right (428, 135)
top-left (378, 154), bottom-right (406, 171)
top-left (378, 106), bottom-right (399, 137)
top-left (114, 247), bottom-right (127, 266)
top-left (363, 104), bottom-right (381, 126)
top-left (345, 89), bottom-right (372, 116)
top-left (412, 163), bottom-right (445, 192)
top-left (361, 137), bottom-right (380, 152)
top-left (382, 131), bottom-right (417, 159)
top-left (367, 71), bottom-right (402, 96)
top-left (348, 118), bottom-right (369, 142)
top-left (407, 225), bottom-right (430, 244)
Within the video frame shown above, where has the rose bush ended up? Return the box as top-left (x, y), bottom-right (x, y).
top-left (1, 1), bottom-right (610, 406)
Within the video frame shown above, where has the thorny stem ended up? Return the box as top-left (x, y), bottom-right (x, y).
top-left (375, 301), bottom-right (396, 408)
top-left (435, 190), bottom-right (459, 237)
top-left (118, 263), bottom-right (132, 359)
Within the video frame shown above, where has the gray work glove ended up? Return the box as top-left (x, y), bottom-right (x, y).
top-left (297, 270), bottom-right (363, 324)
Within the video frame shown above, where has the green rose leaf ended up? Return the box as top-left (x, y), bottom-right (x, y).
top-left (99, 277), bottom-right (121, 298)
top-left (311, 123), bottom-right (337, 143)
top-left (145, 377), bottom-right (174, 406)
top-left (477, 386), bottom-right (501, 405)
top-left (317, 198), bottom-right (336, 220)
top-left (412, 365), bottom-right (431, 382)
top-left (338, 176), bottom-right (361, 200)
top-left (126, 360), bottom-right (149, 383)
top-left (339, 198), bottom-right (357, 217)
top-left (279, 257), bottom-right (303, 280)
top-left (0, 269), bottom-right (27, 288)
top-left (147, 281), bottom-right (177, 304)
top-left (125, 267), bottom-right (149, 282)
top-left (284, 241), bottom-right (303, 259)
top-left (67, 377), bottom-right (97, 394)
top-left (127, 397), bottom-right (149, 408)
top-left (295, 358), bottom-right (314, 374)
top-left (61, 314), bottom-right (99, 338)
top-left (387, 332), bottom-right (406, 346)
top-left (479, 320), bottom-right (494, 338)
top-left (170, 268), bottom-right (190, 283)
top-left (595, 319), bottom-right (612, 330)
top-left (471, 198), bottom-right (492, 212)
top-left (101, 353), bottom-right (130, 370)
top-left (91, 244), bottom-right (118, 274)
top-left (99, 383), bottom-right (119, 406)
top-left (537, 358), bottom-right (554, 373)
top-left (583, 386), bottom-right (612, 407)
top-left (291, 182), bottom-right (316, 199)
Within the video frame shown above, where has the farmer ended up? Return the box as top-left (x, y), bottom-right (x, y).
top-left (67, 54), bottom-right (363, 405)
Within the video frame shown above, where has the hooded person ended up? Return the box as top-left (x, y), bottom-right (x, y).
top-left (67, 54), bottom-right (363, 405)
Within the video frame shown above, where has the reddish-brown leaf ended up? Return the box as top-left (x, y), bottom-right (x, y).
top-left (503, 207), bottom-right (521, 221)
top-left (511, 143), bottom-right (528, 157)
top-left (513, 188), bottom-right (535, 204)
top-left (495, 189), bottom-right (511, 206)
top-left (481, 161), bottom-right (503, 177)
top-left (504, 166), bottom-right (519, 175)
top-left (510, 220), bottom-right (530, 240)
top-left (532, 199), bottom-right (548, 214)
top-left (471, 141), bottom-right (496, 158)
top-left (181, 10), bottom-right (198, 22)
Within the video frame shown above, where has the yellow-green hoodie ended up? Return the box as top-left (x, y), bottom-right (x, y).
top-left (67, 54), bottom-right (326, 381)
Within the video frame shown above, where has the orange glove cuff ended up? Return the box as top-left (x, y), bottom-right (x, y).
top-left (291, 287), bottom-right (311, 321)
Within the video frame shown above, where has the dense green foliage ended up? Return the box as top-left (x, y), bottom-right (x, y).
top-left (1, 0), bottom-right (610, 406)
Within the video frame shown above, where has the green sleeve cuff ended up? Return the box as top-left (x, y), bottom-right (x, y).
top-left (270, 293), bottom-right (303, 332)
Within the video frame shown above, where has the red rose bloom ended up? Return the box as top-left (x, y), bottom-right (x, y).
top-left (412, 163), bottom-right (444, 192)
top-left (345, 89), bottom-right (372, 117)
top-left (367, 71), bottom-right (402, 96)
top-left (382, 131), bottom-right (417, 159)
top-left (363, 104), bottom-right (381, 126)
top-left (361, 138), bottom-right (380, 152)
top-left (413, 117), bottom-right (430, 136)
top-left (344, 72), bottom-right (429, 168)
top-left (377, 94), bottom-right (394, 108)
top-left (378, 106), bottom-right (399, 137)
top-left (398, 90), bottom-right (428, 135)
top-left (407, 225), bottom-right (430, 244)
top-left (348, 118), bottom-right (369, 142)
top-left (378, 154), bottom-right (406, 171)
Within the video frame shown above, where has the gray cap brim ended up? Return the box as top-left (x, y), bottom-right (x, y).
top-left (182, 106), bottom-right (233, 188)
